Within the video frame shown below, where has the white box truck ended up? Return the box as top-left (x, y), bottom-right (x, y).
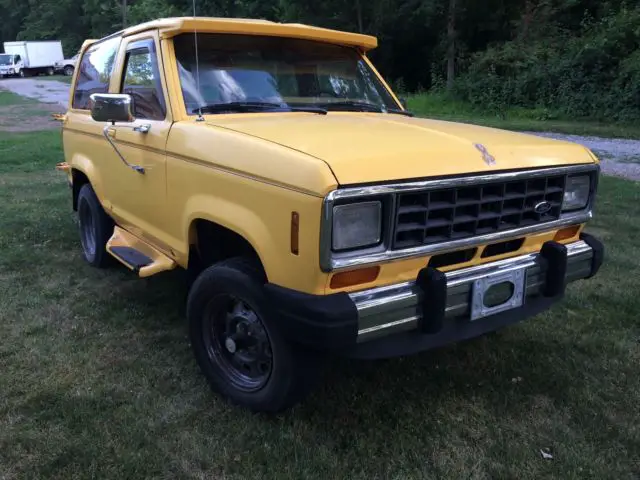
top-left (0, 41), bottom-right (64, 78)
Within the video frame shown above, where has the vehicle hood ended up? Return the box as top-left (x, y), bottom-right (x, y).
top-left (207, 114), bottom-right (596, 185)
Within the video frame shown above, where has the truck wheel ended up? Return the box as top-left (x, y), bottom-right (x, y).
top-left (77, 184), bottom-right (114, 268)
top-left (18, 69), bottom-right (25, 78)
top-left (64, 66), bottom-right (74, 76)
top-left (187, 257), bottom-right (323, 412)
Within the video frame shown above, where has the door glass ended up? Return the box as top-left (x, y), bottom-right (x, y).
top-left (121, 48), bottom-right (166, 120)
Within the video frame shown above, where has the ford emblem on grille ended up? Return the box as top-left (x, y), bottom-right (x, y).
top-left (534, 201), bottom-right (553, 214)
top-left (474, 143), bottom-right (496, 166)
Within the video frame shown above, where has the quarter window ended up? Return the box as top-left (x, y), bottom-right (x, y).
top-left (73, 36), bottom-right (120, 110)
top-left (121, 44), bottom-right (166, 120)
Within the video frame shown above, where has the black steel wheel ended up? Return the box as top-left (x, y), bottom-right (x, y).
top-left (203, 294), bottom-right (273, 392)
top-left (77, 184), bottom-right (114, 267)
top-left (188, 257), bottom-right (324, 412)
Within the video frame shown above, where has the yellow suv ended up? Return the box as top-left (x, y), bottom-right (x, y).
top-left (59, 17), bottom-right (604, 412)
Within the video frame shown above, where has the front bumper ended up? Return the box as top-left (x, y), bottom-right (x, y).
top-left (265, 234), bottom-right (603, 359)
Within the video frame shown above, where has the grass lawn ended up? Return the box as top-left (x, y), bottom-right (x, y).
top-left (29, 74), bottom-right (73, 84)
top-left (0, 90), bottom-right (39, 106)
top-left (408, 92), bottom-right (640, 140)
top-left (1, 129), bottom-right (639, 479)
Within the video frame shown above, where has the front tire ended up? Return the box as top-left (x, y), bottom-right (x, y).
top-left (187, 258), bottom-right (322, 412)
top-left (77, 184), bottom-right (113, 267)
top-left (64, 65), bottom-right (74, 76)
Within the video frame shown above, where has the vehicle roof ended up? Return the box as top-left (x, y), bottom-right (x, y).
top-left (118, 17), bottom-right (378, 51)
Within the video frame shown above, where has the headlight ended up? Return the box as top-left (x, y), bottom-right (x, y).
top-left (562, 175), bottom-right (591, 211)
top-left (332, 201), bottom-right (382, 251)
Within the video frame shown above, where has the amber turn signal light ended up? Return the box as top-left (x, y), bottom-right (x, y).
top-left (330, 266), bottom-right (380, 289)
top-left (554, 225), bottom-right (581, 242)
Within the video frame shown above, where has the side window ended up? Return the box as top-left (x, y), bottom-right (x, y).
top-left (73, 36), bottom-right (120, 110)
top-left (120, 43), bottom-right (166, 120)
top-left (14, 55), bottom-right (21, 63)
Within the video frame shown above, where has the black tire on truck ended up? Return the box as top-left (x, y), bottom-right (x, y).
top-left (77, 184), bottom-right (114, 268)
top-left (64, 65), bottom-right (74, 76)
top-left (187, 257), bottom-right (323, 412)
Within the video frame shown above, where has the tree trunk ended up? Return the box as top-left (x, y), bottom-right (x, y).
top-left (446, 0), bottom-right (457, 90)
top-left (355, 0), bottom-right (364, 33)
top-left (521, 0), bottom-right (536, 40)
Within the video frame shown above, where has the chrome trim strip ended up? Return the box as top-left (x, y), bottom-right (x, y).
top-left (321, 164), bottom-right (599, 272)
top-left (358, 316), bottom-right (420, 336)
top-left (334, 164), bottom-right (598, 199)
top-left (350, 240), bottom-right (592, 340)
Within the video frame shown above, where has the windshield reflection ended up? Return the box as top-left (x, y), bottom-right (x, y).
top-left (174, 33), bottom-right (399, 114)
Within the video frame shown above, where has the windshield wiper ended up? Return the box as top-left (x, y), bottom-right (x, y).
top-left (321, 100), bottom-right (383, 113)
top-left (193, 102), bottom-right (327, 115)
top-left (321, 100), bottom-right (414, 116)
top-left (388, 108), bottom-right (414, 117)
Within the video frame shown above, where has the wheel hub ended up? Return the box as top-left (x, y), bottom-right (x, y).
top-left (204, 295), bottom-right (273, 392)
top-left (224, 337), bottom-right (237, 353)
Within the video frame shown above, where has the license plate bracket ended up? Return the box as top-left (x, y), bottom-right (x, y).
top-left (471, 268), bottom-right (526, 321)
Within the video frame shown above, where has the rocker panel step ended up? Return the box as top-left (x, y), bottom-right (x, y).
top-left (106, 226), bottom-right (177, 278)
top-left (109, 246), bottom-right (152, 272)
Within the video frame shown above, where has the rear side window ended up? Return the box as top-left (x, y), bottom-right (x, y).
top-left (73, 36), bottom-right (121, 110)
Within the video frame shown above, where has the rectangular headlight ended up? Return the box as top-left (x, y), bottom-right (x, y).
top-left (332, 201), bottom-right (382, 251)
top-left (563, 175), bottom-right (591, 211)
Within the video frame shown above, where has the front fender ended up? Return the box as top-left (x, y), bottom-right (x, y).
top-left (183, 194), bottom-right (273, 272)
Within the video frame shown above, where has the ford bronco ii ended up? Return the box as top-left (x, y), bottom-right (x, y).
top-left (58, 17), bottom-right (604, 412)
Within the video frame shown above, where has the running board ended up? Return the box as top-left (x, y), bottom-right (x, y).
top-left (106, 226), bottom-right (176, 278)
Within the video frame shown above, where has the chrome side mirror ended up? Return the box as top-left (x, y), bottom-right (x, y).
top-left (90, 93), bottom-right (135, 123)
top-left (89, 93), bottom-right (144, 174)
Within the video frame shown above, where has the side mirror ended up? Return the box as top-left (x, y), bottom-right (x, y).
top-left (90, 93), bottom-right (135, 123)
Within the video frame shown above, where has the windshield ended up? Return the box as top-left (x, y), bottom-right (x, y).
top-left (174, 34), bottom-right (400, 114)
top-left (0, 54), bottom-right (13, 66)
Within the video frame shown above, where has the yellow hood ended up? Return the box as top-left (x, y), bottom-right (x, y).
top-left (208, 114), bottom-right (595, 185)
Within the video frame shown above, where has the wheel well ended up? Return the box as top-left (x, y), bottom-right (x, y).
top-left (189, 219), bottom-right (267, 280)
top-left (72, 169), bottom-right (90, 211)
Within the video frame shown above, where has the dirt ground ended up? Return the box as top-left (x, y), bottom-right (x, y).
top-left (0, 102), bottom-right (64, 132)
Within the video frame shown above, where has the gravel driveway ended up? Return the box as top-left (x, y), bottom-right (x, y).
top-left (527, 132), bottom-right (640, 181)
top-left (1, 78), bottom-right (639, 178)
top-left (0, 77), bottom-right (69, 106)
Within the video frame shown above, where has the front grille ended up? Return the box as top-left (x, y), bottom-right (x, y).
top-left (393, 174), bottom-right (566, 250)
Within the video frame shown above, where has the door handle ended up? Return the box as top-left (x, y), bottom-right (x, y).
top-left (133, 124), bottom-right (152, 134)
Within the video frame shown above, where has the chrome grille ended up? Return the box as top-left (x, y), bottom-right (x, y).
top-left (393, 174), bottom-right (567, 250)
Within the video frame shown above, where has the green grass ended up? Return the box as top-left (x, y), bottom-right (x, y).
top-left (34, 74), bottom-right (73, 84)
top-left (408, 92), bottom-right (640, 139)
top-left (1, 130), bottom-right (639, 479)
top-left (0, 90), bottom-right (38, 106)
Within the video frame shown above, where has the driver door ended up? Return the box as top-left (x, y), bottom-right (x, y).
top-left (102, 32), bottom-right (173, 253)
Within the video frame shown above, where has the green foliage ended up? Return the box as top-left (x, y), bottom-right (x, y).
top-left (455, 4), bottom-right (640, 121)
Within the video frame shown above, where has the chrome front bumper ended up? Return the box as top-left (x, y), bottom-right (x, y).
top-left (350, 240), bottom-right (596, 343)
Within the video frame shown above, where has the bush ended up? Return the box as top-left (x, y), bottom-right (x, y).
top-left (454, 6), bottom-right (640, 121)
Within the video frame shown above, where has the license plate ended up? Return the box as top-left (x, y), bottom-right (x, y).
top-left (470, 268), bottom-right (526, 321)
